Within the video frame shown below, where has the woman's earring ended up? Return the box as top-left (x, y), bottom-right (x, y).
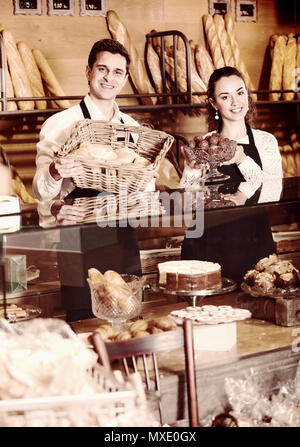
top-left (215, 109), bottom-right (219, 120)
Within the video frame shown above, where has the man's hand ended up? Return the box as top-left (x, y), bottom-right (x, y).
top-left (221, 145), bottom-right (247, 166)
top-left (49, 157), bottom-right (83, 181)
top-left (51, 201), bottom-right (85, 226)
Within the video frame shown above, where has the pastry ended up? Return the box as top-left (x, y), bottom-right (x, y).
top-left (243, 253), bottom-right (300, 292)
top-left (183, 133), bottom-right (237, 168)
top-left (130, 319), bottom-right (148, 332)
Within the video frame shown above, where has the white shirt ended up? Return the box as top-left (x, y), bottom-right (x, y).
top-left (32, 94), bottom-right (139, 201)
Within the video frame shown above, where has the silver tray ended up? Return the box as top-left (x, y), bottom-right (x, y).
top-left (2, 304), bottom-right (42, 323)
top-left (241, 282), bottom-right (300, 300)
top-left (159, 277), bottom-right (237, 306)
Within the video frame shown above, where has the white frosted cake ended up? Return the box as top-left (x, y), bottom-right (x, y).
top-left (158, 260), bottom-right (222, 291)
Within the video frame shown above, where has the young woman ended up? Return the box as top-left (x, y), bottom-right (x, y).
top-left (205, 66), bottom-right (282, 183)
top-left (181, 67), bottom-right (283, 283)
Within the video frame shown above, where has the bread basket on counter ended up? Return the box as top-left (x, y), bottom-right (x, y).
top-left (57, 119), bottom-right (174, 193)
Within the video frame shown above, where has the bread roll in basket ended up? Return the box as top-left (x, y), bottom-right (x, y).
top-left (57, 119), bottom-right (174, 193)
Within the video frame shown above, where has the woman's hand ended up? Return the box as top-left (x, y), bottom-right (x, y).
top-left (49, 157), bottom-right (83, 181)
top-left (221, 145), bottom-right (247, 166)
top-left (220, 189), bottom-right (248, 206)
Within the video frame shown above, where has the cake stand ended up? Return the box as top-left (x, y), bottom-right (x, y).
top-left (206, 161), bottom-right (230, 183)
top-left (159, 277), bottom-right (237, 307)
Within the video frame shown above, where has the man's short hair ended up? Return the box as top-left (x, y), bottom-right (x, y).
top-left (88, 39), bottom-right (130, 74)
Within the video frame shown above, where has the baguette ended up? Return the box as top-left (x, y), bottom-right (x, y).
top-left (164, 45), bottom-right (206, 106)
top-left (213, 14), bottom-right (235, 67)
top-left (194, 43), bottom-right (215, 87)
top-left (146, 43), bottom-right (163, 94)
top-left (32, 49), bottom-right (70, 109)
top-left (17, 41), bottom-right (47, 110)
top-left (106, 10), bottom-right (155, 105)
top-left (297, 36), bottom-right (300, 100)
top-left (203, 14), bottom-right (225, 69)
top-left (224, 14), bottom-right (257, 101)
top-left (282, 34), bottom-right (297, 100)
top-left (3, 58), bottom-right (17, 111)
top-left (2, 29), bottom-right (34, 111)
top-left (189, 40), bottom-right (207, 92)
top-left (269, 34), bottom-right (278, 61)
top-left (269, 35), bottom-right (287, 100)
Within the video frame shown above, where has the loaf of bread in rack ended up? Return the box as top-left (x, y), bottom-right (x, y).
top-left (32, 49), bottom-right (70, 109)
top-left (269, 35), bottom-right (287, 101)
top-left (146, 43), bottom-right (163, 94)
top-left (269, 34), bottom-right (278, 61)
top-left (3, 56), bottom-right (17, 111)
top-left (202, 14), bottom-right (225, 69)
top-left (213, 14), bottom-right (235, 67)
top-left (297, 36), bottom-right (300, 100)
top-left (2, 29), bottom-right (34, 111)
top-left (223, 14), bottom-right (257, 101)
top-left (194, 43), bottom-right (215, 88)
top-left (17, 41), bottom-right (47, 110)
top-left (106, 10), bottom-right (156, 105)
top-left (282, 34), bottom-right (297, 100)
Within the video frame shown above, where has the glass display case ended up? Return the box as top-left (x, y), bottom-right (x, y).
top-left (0, 176), bottom-right (300, 323)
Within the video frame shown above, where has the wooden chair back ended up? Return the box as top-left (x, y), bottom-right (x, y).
top-left (91, 318), bottom-right (199, 426)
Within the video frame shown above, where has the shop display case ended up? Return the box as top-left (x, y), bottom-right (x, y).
top-left (1, 176), bottom-right (300, 424)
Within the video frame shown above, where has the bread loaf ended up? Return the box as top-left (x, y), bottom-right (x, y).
top-left (297, 36), bottom-right (300, 100)
top-left (203, 14), bottom-right (225, 69)
top-left (106, 10), bottom-right (156, 105)
top-left (269, 34), bottom-right (278, 61)
top-left (3, 57), bottom-right (17, 111)
top-left (283, 34), bottom-right (297, 100)
top-left (189, 40), bottom-right (207, 92)
top-left (224, 14), bottom-right (257, 101)
top-left (194, 43), bottom-right (215, 87)
top-left (269, 35), bottom-right (287, 100)
top-left (146, 43), bottom-right (163, 94)
top-left (2, 30), bottom-right (34, 111)
top-left (213, 14), bottom-right (235, 67)
top-left (17, 42), bottom-right (47, 110)
top-left (32, 49), bottom-right (70, 109)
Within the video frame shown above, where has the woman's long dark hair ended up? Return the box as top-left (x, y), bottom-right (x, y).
top-left (206, 66), bottom-right (256, 132)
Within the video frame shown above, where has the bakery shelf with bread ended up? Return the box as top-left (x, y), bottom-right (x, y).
top-left (57, 119), bottom-right (174, 193)
top-left (0, 29), bottom-right (70, 112)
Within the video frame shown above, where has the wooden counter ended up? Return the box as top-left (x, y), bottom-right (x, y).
top-left (71, 291), bottom-right (300, 423)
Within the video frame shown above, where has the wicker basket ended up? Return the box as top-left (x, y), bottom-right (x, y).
top-left (58, 119), bottom-right (174, 193)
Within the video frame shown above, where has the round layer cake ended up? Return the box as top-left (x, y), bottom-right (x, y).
top-left (158, 260), bottom-right (222, 291)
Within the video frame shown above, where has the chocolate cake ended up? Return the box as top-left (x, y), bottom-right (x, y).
top-left (158, 260), bottom-right (222, 291)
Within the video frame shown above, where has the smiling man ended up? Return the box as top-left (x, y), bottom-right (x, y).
top-left (33, 39), bottom-right (139, 201)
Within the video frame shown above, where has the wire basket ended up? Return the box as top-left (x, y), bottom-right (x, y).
top-left (57, 119), bottom-right (174, 193)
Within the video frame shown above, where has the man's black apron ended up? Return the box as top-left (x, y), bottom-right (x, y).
top-left (181, 124), bottom-right (275, 283)
top-left (58, 100), bottom-right (141, 321)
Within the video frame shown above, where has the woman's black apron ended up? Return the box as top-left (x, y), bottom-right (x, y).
top-left (58, 100), bottom-right (141, 321)
top-left (181, 124), bottom-right (275, 283)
